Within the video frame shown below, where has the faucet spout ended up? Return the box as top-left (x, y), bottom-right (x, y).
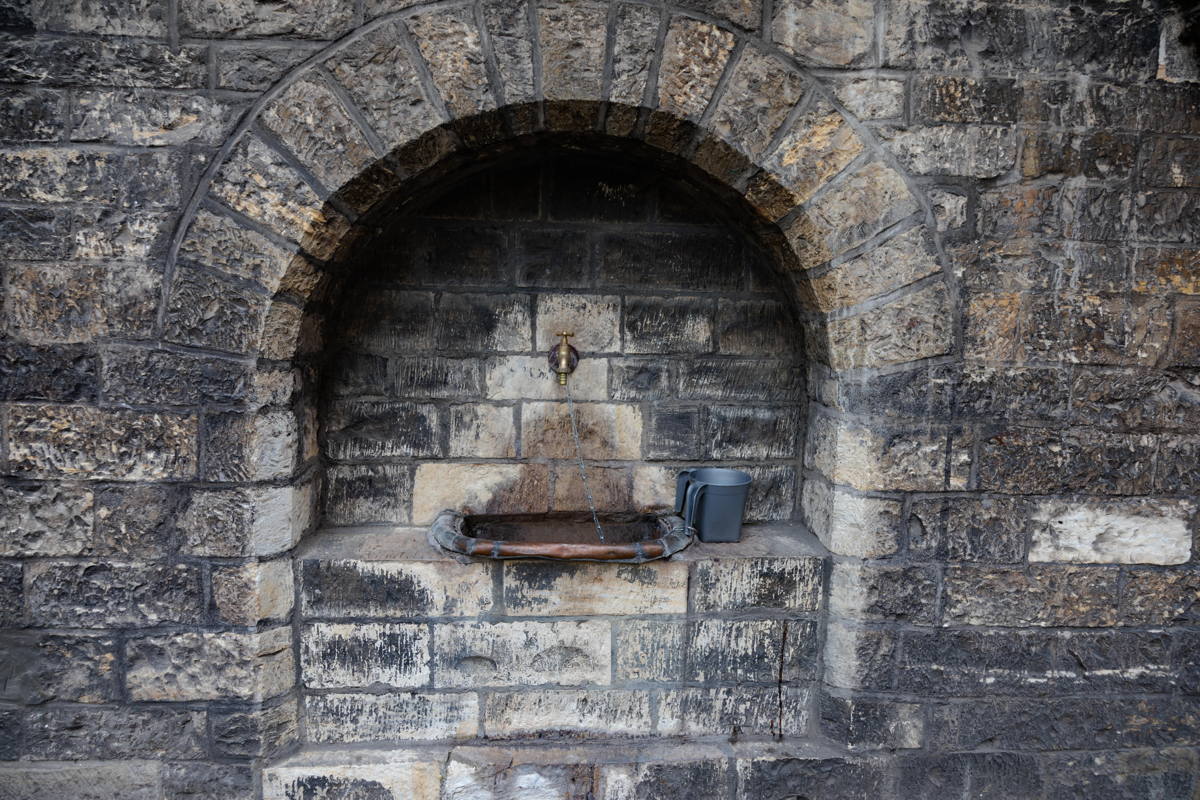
top-left (550, 331), bottom-right (577, 385)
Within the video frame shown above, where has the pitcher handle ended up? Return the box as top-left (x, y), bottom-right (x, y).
top-left (674, 469), bottom-right (696, 514)
top-left (683, 483), bottom-right (707, 531)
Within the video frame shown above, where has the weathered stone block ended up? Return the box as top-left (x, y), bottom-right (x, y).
top-left (163, 762), bottom-right (255, 800)
top-left (800, 479), bottom-right (901, 558)
top-left (646, 407), bottom-right (699, 460)
top-left (601, 231), bottom-right (744, 291)
top-left (908, 495), bottom-right (1028, 563)
top-left (125, 628), bottom-right (293, 701)
top-left (977, 427), bottom-right (1155, 494)
top-left (407, 6), bottom-right (493, 118)
top-left (210, 698), bottom-right (300, 759)
top-left (178, 207), bottom-right (296, 290)
top-left (212, 558), bottom-right (295, 625)
top-left (448, 403), bottom-right (517, 458)
top-left (658, 687), bottom-right (809, 737)
top-left (412, 462), bottom-right (548, 524)
top-left (0, 562), bottom-right (22, 628)
top-left (1028, 497), bottom-right (1193, 564)
top-left (535, 294), bottom-right (621, 351)
top-left (24, 706), bottom-right (206, 760)
top-left (71, 90), bottom-right (234, 146)
top-left (821, 692), bottom-right (923, 750)
top-left (1120, 568), bottom-right (1200, 625)
top-left (715, 298), bottom-right (792, 355)
top-left (538, 1), bottom-right (608, 102)
top-left (306, 691), bottom-right (479, 742)
top-left (101, 345), bottom-right (249, 407)
top-left (693, 557), bottom-right (822, 611)
top-left (180, 484), bottom-right (311, 556)
top-left (825, 282), bottom-right (954, 369)
top-left (265, 758), bottom-right (441, 800)
top-left (737, 755), bottom-right (889, 798)
top-left (434, 619), bottom-right (610, 687)
top-left (703, 405), bottom-right (801, 459)
top-left (0, 37), bottom-right (208, 89)
top-left (0, 632), bottom-right (116, 704)
top-left (0, 482), bottom-right (92, 556)
top-left (503, 561), bottom-right (688, 616)
top-left (807, 414), bottom-right (965, 492)
top-left (823, 621), bottom-right (896, 690)
top-left (180, 0), bottom-right (355, 38)
top-left (679, 358), bottom-right (804, 402)
top-left (610, 358), bottom-right (671, 401)
top-left (943, 565), bottom-right (1120, 627)
top-left (600, 759), bottom-right (729, 800)
top-left (0, 87), bottom-right (65, 142)
top-left (484, 355), bottom-right (608, 401)
top-left (624, 295), bottom-right (714, 354)
top-left (1040, 749), bottom-right (1195, 800)
top-left (0, 761), bottom-right (162, 800)
top-left (709, 46), bottom-right (805, 158)
top-left (614, 620), bottom-right (686, 682)
top-left (302, 622), bottom-right (429, 689)
top-left (830, 562), bottom-right (938, 624)
top-left (688, 618), bottom-right (818, 683)
top-left (4, 262), bottom-right (105, 344)
top-left (773, 0), bottom-right (874, 66)
top-left (482, 0), bottom-right (535, 105)
top-left (911, 76), bottom-right (1021, 123)
top-left (325, 400), bottom-right (441, 461)
top-left (302, 558), bottom-right (492, 617)
top-left (484, 690), bottom-right (652, 737)
top-left (27, 561), bottom-right (203, 628)
top-left (552, 463), bottom-right (632, 511)
top-left (388, 357), bottom-right (483, 398)
top-left (610, 3), bottom-right (660, 108)
top-left (833, 77), bottom-right (905, 120)
top-left (0, 147), bottom-right (181, 206)
top-left (884, 124), bottom-right (1016, 178)
top-left (162, 265), bottom-right (269, 354)
top-left (791, 161), bottom-right (920, 267)
top-left (657, 18), bottom-right (736, 121)
top-left (521, 402), bottom-right (642, 460)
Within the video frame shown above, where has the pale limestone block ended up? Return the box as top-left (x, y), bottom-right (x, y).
top-left (800, 479), bottom-right (901, 557)
top-left (503, 562), bottom-right (688, 615)
top-left (656, 687), bottom-right (808, 736)
top-left (212, 558), bottom-right (295, 624)
top-left (772, 0), bottom-right (875, 66)
top-left (632, 465), bottom-right (676, 512)
top-left (657, 19), bottom-right (736, 120)
top-left (484, 355), bottom-right (608, 401)
top-left (125, 627), bottom-right (293, 701)
top-left (521, 402), bottom-right (642, 460)
top-left (833, 78), bottom-right (905, 120)
top-left (534, 294), bottom-right (621, 351)
top-left (306, 692), bottom-right (479, 742)
top-left (412, 463), bottom-right (549, 524)
top-left (432, 620), bottom-right (611, 687)
top-left (449, 404), bottom-right (517, 458)
top-left (1029, 498), bottom-right (1194, 565)
top-left (301, 622), bottom-right (430, 689)
top-left (807, 414), bottom-right (958, 492)
top-left (483, 690), bottom-right (652, 737)
top-left (264, 759), bottom-right (442, 800)
top-left (806, 226), bottom-right (941, 311)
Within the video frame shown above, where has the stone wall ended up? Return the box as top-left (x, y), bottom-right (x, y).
top-left (0, 0), bottom-right (1198, 798)
top-left (323, 148), bottom-right (804, 528)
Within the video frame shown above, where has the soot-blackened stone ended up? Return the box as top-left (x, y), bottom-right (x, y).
top-left (162, 762), bottom-right (255, 800)
top-left (738, 756), bottom-right (890, 799)
top-left (516, 228), bottom-right (592, 288)
top-left (646, 407), bottom-right (699, 460)
top-left (0, 343), bottom-right (96, 402)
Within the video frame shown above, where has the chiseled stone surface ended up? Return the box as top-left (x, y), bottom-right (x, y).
top-left (772, 0), bottom-right (875, 66)
top-left (709, 46), bottom-right (806, 158)
top-left (408, 6), bottom-right (494, 118)
top-left (944, 565), bottom-right (1122, 627)
top-left (212, 558), bottom-right (295, 625)
top-left (657, 687), bottom-right (809, 736)
top-left (124, 628), bottom-right (293, 702)
top-left (801, 479), bottom-right (901, 558)
top-left (0, 761), bottom-right (161, 800)
top-left (657, 18), bottom-right (737, 120)
top-left (484, 690), bottom-right (652, 737)
top-left (412, 462), bottom-right (550, 524)
top-left (1028, 498), bottom-right (1194, 565)
top-left (302, 622), bottom-right (430, 689)
top-left (503, 561), bottom-right (688, 616)
top-left (0, 482), bottom-right (93, 556)
top-left (265, 759), bottom-right (442, 800)
top-left (693, 557), bottom-right (823, 612)
top-left (766, 99), bottom-right (865, 205)
top-left (433, 620), bottom-right (611, 687)
top-left (610, 3), bottom-right (661, 108)
top-left (807, 413), bottom-right (967, 492)
top-left (538, 1), bottom-right (608, 102)
top-left (302, 558), bottom-right (493, 618)
top-left (806, 226), bottom-right (941, 310)
top-left (521, 402), bottom-right (643, 460)
top-left (307, 691), bottom-right (479, 742)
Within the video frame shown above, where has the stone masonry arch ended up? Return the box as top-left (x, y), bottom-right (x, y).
top-left (160, 0), bottom-right (958, 745)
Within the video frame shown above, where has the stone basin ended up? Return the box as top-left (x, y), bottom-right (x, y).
top-left (429, 510), bottom-right (693, 562)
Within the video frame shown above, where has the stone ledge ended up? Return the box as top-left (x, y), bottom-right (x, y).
top-left (296, 521), bottom-right (827, 563)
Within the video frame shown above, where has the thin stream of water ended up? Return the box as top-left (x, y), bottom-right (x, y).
top-left (564, 380), bottom-right (606, 543)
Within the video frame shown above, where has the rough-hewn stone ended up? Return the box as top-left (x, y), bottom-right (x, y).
top-left (657, 19), bottom-right (736, 121)
top-left (693, 557), bottom-right (822, 611)
top-left (408, 7), bottom-right (494, 118)
top-left (125, 628), bottom-right (294, 701)
top-left (484, 690), bottom-right (651, 737)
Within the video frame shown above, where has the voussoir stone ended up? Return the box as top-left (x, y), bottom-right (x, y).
top-left (825, 282), bottom-right (954, 369)
top-left (709, 45), bottom-right (807, 159)
top-left (766, 99), bottom-right (865, 206)
top-left (539, 1), bottom-right (608, 102)
top-left (658, 18), bottom-right (737, 121)
top-left (408, 6), bottom-right (495, 118)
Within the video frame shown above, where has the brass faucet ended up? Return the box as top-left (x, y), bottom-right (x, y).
top-left (552, 331), bottom-right (576, 385)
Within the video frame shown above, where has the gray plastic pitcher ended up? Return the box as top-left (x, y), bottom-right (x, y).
top-left (674, 467), bottom-right (752, 543)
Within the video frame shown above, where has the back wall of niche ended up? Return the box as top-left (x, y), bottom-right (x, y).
top-left (318, 144), bottom-right (807, 530)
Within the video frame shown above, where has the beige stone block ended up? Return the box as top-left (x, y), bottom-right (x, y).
top-left (1029, 498), bottom-right (1194, 565)
top-left (265, 760), bottom-right (442, 800)
top-left (833, 78), bottom-right (906, 120)
top-left (535, 294), bottom-right (621, 351)
top-left (614, 620), bottom-right (685, 681)
top-left (432, 620), bottom-right (611, 687)
top-left (125, 628), bottom-right (293, 701)
top-left (538, 0), bottom-right (608, 101)
top-left (552, 464), bottom-right (631, 511)
top-left (503, 561), bottom-right (688, 616)
top-left (212, 558), bottom-right (295, 625)
top-left (407, 6), bottom-right (493, 118)
top-left (632, 465), bottom-right (676, 512)
top-left (521, 402), bottom-right (642, 460)
top-left (797, 160), bottom-right (920, 266)
top-left (0, 483), bottom-right (94, 557)
top-left (807, 414), bottom-right (957, 492)
top-left (449, 404), bottom-right (516, 458)
top-left (766, 100), bottom-right (865, 205)
top-left (657, 19), bottom-right (736, 120)
top-left (772, 0), bottom-right (874, 66)
top-left (301, 622), bottom-right (429, 689)
top-left (826, 282), bottom-right (953, 369)
top-left (484, 355), bottom-right (608, 400)
top-left (657, 687), bottom-right (808, 736)
top-left (800, 479), bottom-right (901, 558)
top-left (306, 691), bottom-right (478, 742)
top-left (807, 227), bottom-right (941, 311)
top-left (693, 558), bottom-right (823, 612)
top-left (484, 690), bottom-right (652, 737)
top-left (412, 463), bottom-right (549, 524)
top-left (301, 559), bottom-right (493, 618)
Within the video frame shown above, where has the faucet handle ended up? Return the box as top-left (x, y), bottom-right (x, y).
top-left (556, 331), bottom-right (575, 343)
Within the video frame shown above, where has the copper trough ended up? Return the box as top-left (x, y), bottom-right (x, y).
top-left (429, 510), bottom-right (694, 563)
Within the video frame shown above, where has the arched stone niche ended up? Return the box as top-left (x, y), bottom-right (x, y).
top-left (163, 0), bottom-right (959, 749)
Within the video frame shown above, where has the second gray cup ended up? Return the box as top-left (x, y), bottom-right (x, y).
top-left (675, 467), bottom-right (752, 543)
